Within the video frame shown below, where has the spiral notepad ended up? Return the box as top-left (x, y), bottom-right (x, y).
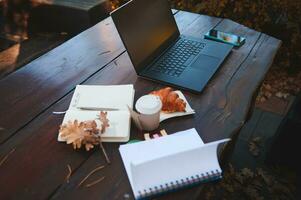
top-left (119, 128), bottom-right (230, 199)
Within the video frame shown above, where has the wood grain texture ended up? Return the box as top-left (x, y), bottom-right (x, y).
top-left (0, 11), bottom-right (200, 200)
top-left (0, 10), bottom-right (181, 144)
top-left (0, 16), bottom-right (124, 143)
top-left (0, 33), bottom-right (68, 78)
top-left (0, 10), bottom-right (281, 200)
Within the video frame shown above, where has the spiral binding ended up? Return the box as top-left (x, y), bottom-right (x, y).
top-left (137, 169), bottom-right (221, 199)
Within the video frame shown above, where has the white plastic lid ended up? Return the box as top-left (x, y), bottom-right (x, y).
top-left (135, 95), bottom-right (162, 115)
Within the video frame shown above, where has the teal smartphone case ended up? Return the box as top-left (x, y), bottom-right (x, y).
top-left (204, 31), bottom-right (245, 47)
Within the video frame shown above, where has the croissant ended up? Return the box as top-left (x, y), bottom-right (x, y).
top-left (150, 87), bottom-right (186, 113)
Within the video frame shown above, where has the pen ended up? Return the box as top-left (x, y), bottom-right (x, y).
top-left (77, 107), bottom-right (119, 111)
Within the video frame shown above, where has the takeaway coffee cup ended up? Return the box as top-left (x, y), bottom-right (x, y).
top-left (135, 95), bottom-right (162, 131)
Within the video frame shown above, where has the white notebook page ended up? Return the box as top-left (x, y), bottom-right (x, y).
top-left (75, 85), bottom-right (134, 110)
top-left (131, 139), bottom-right (228, 194)
top-left (119, 128), bottom-right (205, 198)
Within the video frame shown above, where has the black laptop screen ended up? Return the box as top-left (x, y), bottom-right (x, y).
top-left (111, 0), bottom-right (179, 72)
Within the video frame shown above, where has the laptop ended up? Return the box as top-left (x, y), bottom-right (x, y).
top-left (110, 0), bottom-right (232, 93)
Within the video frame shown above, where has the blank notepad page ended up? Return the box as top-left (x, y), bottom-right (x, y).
top-left (119, 128), bottom-right (205, 197)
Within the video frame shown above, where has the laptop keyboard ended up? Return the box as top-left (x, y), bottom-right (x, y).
top-left (150, 39), bottom-right (206, 77)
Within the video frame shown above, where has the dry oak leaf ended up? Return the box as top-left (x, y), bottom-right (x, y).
top-left (60, 120), bottom-right (100, 151)
top-left (98, 111), bottom-right (109, 133)
top-left (59, 111), bottom-right (110, 151)
top-left (150, 87), bottom-right (186, 113)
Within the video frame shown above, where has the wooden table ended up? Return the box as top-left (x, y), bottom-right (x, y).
top-left (0, 10), bottom-right (281, 200)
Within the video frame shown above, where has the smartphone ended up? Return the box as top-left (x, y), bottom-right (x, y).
top-left (204, 29), bottom-right (246, 47)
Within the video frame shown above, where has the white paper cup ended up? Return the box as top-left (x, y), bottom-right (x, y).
top-left (135, 95), bottom-right (162, 131)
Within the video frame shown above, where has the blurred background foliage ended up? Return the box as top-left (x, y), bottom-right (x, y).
top-left (2, 0), bottom-right (301, 74)
top-left (110, 0), bottom-right (301, 74)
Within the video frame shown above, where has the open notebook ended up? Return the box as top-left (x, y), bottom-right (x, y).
top-left (58, 84), bottom-right (135, 142)
top-left (119, 128), bottom-right (230, 199)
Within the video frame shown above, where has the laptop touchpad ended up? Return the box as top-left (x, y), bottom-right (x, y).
top-left (190, 54), bottom-right (220, 72)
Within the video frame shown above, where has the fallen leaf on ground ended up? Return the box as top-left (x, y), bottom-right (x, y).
top-left (241, 168), bottom-right (254, 178)
top-left (248, 136), bottom-right (261, 156)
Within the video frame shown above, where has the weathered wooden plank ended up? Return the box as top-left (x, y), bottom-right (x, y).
top-left (0, 10), bottom-right (180, 144)
top-left (0, 17), bottom-right (125, 143)
top-left (0, 11), bottom-right (206, 200)
top-left (237, 109), bottom-right (263, 140)
top-left (229, 108), bottom-right (283, 169)
top-left (0, 33), bottom-right (68, 78)
top-left (51, 31), bottom-right (281, 199)
top-left (182, 19), bottom-right (281, 142)
top-left (50, 16), bottom-right (281, 200)
top-left (173, 11), bottom-right (201, 32)
top-left (204, 33), bottom-right (281, 141)
top-left (252, 110), bottom-right (284, 164)
top-left (49, 53), bottom-right (206, 200)
top-left (181, 14), bottom-right (222, 36)
top-left (0, 10), bottom-right (281, 199)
